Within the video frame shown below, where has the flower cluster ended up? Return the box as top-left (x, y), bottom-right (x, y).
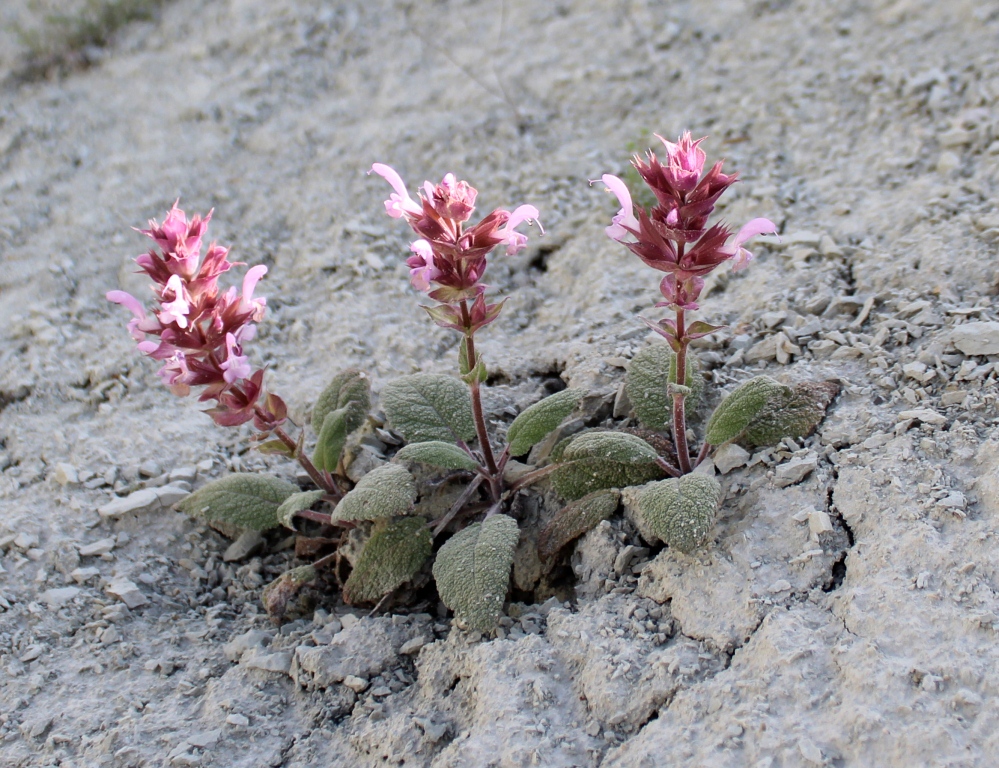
top-left (107, 203), bottom-right (285, 428)
top-left (370, 164), bottom-right (541, 334)
top-left (600, 132), bottom-right (777, 314)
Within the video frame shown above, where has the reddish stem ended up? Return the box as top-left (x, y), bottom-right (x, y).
top-left (672, 309), bottom-right (692, 475)
top-left (265, 417), bottom-right (337, 495)
top-left (460, 301), bottom-right (501, 502)
top-left (694, 441), bottom-right (712, 468)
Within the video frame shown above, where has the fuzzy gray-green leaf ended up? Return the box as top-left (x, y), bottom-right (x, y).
top-left (432, 514), bottom-right (519, 631)
top-left (704, 376), bottom-right (792, 445)
top-left (381, 374), bottom-right (476, 444)
top-left (343, 517), bottom-right (432, 604)
top-left (551, 432), bottom-right (665, 500)
top-left (176, 474), bottom-right (299, 531)
top-left (312, 407), bottom-right (350, 472)
top-left (538, 489), bottom-right (620, 562)
top-left (312, 369), bottom-right (370, 435)
top-left (276, 490), bottom-right (326, 529)
top-left (506, 388), bottom-right (584, 456)
top-left (334, 464), bottom-right (417, 521)
top-left (639, 474), bottom-right (722, 553)
top-left (626, 344), bottom-right (701, 431)
top-left (394, 441), bottom-right (479, 471)
top-left (742, 380), bottom-right (840, 447)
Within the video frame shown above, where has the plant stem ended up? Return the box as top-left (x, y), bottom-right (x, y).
top-left (655, 456), bottom-right (682, 478)
top-left (460, 300), bottom-right (501, 501)
top-left (694, 441), bottom-right (712, 468)
top-left (431, 474), bottom-right (485, 537)
top-left (672, 309), bottom-right (692, 475)
top-left (268, 420), bottom-right (337, 495)
top-left (507, 463), bottom-right (559, 492)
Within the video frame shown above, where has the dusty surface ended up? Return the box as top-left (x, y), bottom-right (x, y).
top-left (1, 0), bottom-right (999, 765)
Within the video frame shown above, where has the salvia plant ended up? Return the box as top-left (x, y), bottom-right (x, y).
top-left (106, 133), bottom-right (837, 630)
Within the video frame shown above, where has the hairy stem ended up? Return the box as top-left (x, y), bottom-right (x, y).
top-left (460, 300), bottom-right (501, 501)
top-left (672, 309), bottom-right (692, 475)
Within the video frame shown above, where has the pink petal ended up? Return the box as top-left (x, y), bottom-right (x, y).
top-left (370, 163), bottom-right (422, 218)
top-left (410, 239), bottom-right (433, 262)
top-left (731, 218), bottom-right (779, 249)
top-left (106, 290), bottom-right (146, 319)
top-left (598, 174), bottom-right (639, 239)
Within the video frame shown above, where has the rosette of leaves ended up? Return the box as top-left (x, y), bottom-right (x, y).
top-left (639, 474), bottom-right (722, 553)
top-left (704, 376), bottom-right (837, 447)
top-left (625, 343), bottom-right (702, 432)
top-left (550, 431), bottom-right (665, 500)
top-left (432, 514), bottom-right (520, 631)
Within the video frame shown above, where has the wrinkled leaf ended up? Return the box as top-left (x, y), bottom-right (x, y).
top-left (381, 374), bottom-right (476, 444)
top-left (256, 439), bottom-right (296, 457)
top-left (458, 342), bottom-right (488, 384)
top-left (334, 464), bottom-right (417, 521)
top-left (506, 388), bottom-right (584, 457)
top-left (742, 380), bottom-right (840, 447)
top-left (262, 565), bottom-right (317, 623)
top-left (626, 344), bottom-right (701, 431)
top-left (537, 489), bottom-right (620, 562)
top-left (312, 407), bottom-right (349, 472)
top-left (312, 369), bottom-right (370, 436)
top-left (704, 376), bottom-right (792, 445)
top-left (433, 514), bottom-right (519, 632)
top-left (394, 441), bottom-right (479, 471)
top-left (639, 474), bottom-right (722, 553)
top-left (551, 432), bottom-right (665, 500)
top-left (276, 490), bottom-right (326, 529)
top-left (343, 517), bottom-right (432, 604)
top-left (176, 474), bottom-right (299, 531)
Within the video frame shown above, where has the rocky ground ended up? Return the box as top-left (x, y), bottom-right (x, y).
top-left (1, 0), bottom-right (998, 766)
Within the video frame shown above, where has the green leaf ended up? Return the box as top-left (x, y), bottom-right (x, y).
top-left (343, 517), bottom-right (432, 604)
top-left (176, 474), bottom-right (299, 531)
top-left (537, 489), bottom-right (620, 562)
top-left (625, 344), bottom-right (701, 431)
top-left (334, 464), bottom-right (417, 521)
top-left (262, 565), bottom-right (317, 622)
top-left (256, 439), bottom-right (296, 457)
top-left (457, 341), bottom-right (487, 383)
top-left (550, 432), bottom-right (665, 500)
top-left (432, 514), bottom-right (519, 632)
top-left (381, 374), bottom-right (476, 444)
top-left (276, 490), bottom-right (326, 529)
top-left (639, 474), bottom-right (722, 553)
top-left (506, 388), bottom-right (584, 457)
top-left (312, 407), bottom-right (349, 472)
top-left (312, 369), bottom-right (370, 436)
top-left (704, 376), bottom-right (792, 445)
top-left (394, 441), bottom-right (479, 471)
top-left (742, 380), bottom-right (840, 447)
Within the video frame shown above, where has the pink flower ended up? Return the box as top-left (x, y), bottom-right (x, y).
top-left (656, 131), bottom-right (707, 193)
top-left (157, 351), bottom-right (192, 395)
top-left (428, 173), bottom-right (478, 222)
top-left (158, 275), bottom-right (192, 329)
top-left (140, 202), bottom-right (212, 278)
top-left (220, 332), bottom-right (251, 384)
top-left (598, 175), bottom-right (640, 241)
top-left (406, 240), bottom-right (440, 292)
top-left (721, 218), bottom-right (779, 271)
top-left (497, 205), bottom-right (543, 255)
top-left (656, 274), bottom-right (704, 311)
top-left (370, 163), bottom-right (423, 219)
top-left (106, 290), bottom-right (160, 342)
top-left (239, 265), bottom-right (268, 321)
